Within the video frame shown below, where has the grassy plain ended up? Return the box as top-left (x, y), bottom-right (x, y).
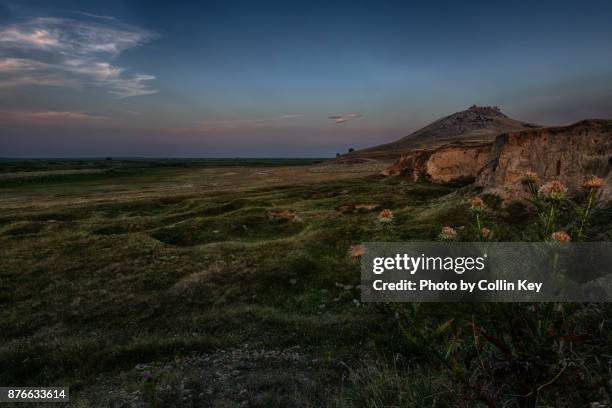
top-left (0, 159), bottom-right (610, 407)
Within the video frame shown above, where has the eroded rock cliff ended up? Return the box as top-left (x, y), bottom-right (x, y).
top-left (476, 120), bottom-right (612, 201)
top-left (380, 142), bottom-right (494, 185)
top-left (382, 120), bottom-right (612, 202)
top-left (380, 150), bottom-right (431, 179)
top-left (425, 143), bottom-right (493, 184)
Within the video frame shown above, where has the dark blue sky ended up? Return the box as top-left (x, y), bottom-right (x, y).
top-left (1, 0), bottom-right (612, 157)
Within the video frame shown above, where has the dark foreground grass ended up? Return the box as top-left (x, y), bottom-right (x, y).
top-left (0, 164), bottom-right (610, 407)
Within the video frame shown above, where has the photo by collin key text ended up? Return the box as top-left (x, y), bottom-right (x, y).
top-left (372, 279), bottom-right (543, 293)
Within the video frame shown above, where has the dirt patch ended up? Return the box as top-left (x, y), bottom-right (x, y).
top-left (100, 346), bottom-right (342, 408)
top-left (335, 203), bottom-right (381, 214)
top-left (304, 189), bottom-right (349, 199)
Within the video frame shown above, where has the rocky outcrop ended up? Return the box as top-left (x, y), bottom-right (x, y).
top-left (380, 142), bottom-right (494, 185)
top-left (380, 150), bottom-right (431, 179)
top-left (340, 105), bottom-right (538, 161)
top-left (476, 120), bottom-right (612, 201)
top-left (425, 143), bottom-right (493, 184)
top-left (382, 120), bottom-right (612, 202)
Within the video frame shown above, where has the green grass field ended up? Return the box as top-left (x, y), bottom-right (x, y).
top-left (0, 159), bottom-right (610, 407)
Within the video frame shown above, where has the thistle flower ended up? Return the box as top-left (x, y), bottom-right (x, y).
top-left (470, 196), bottom-right (486, 212)
top-left (480, 227), bottom-right (491, 238)
top-left (582, 175), bottom-right (603, 191)
top-left (522, 171), bottom-right (539, 185)
top-left (378, 209), bottom-right (394, 224)
top-left (551, 231), bottom-right (571, 242)
top-left (538, 180), bottom-right (567, 201)
top-left (348, 244), bottom-right (366, 259)
top-left (574, 176), bottom-right (604, 241)
top-left (439, 226), bottom-right (457, 241)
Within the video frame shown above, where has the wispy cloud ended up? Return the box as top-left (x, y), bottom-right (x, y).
top-left (74, 11), bottom-right (119, 22)
top-left (0, 109), bottom-right (107, 124)
top-left (328, 113), bottom-right (363, 124)
top-left (0, 17), bottom-right (158, 97)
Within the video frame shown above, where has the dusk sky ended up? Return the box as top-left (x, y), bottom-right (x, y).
top-left (1, 0), bottom-right (612, 157)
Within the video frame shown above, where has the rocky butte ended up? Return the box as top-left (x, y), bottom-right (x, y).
top-left (340, 105), bottom-right (538, 162)
top-left (343, 106), bottom-right (612, 202)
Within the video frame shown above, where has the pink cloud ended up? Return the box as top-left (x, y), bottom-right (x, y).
top-left (0, 110), bottom-right (108, 124)
top-left (328, 113), bottom-right (363, 124)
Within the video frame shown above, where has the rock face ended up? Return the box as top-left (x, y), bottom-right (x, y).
top-left (476, 120), bottom-right (612, 201)
top-left (381, 142), bottom-right (494, 185)
top-left (383, 120), bottom-right (612, 202)
top-left (380, 150), bottom-right (431, 179)
top-left (425, 143), bottom-right (494, 184)
top-left (340, 105), bottom-right (538, 161)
